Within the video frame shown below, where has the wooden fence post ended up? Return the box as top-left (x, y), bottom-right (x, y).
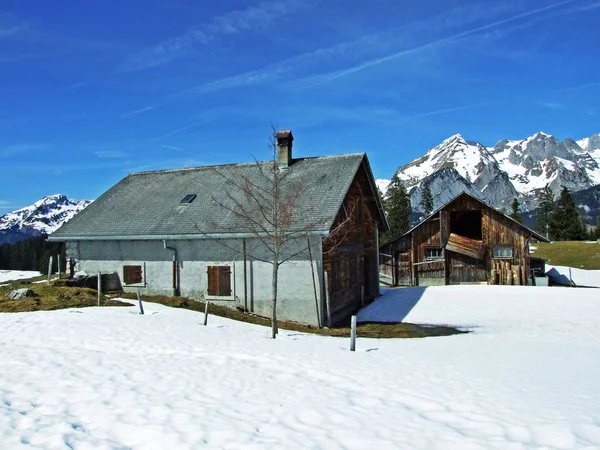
top-left (324, 271), bottom-right (332, 328)
top-left (136, 290), bottom-right (144, 315)
top-left (97, 272), bottom-right (102, 306)
top-left (47, 256), bottom-right (53, 283)
top-left (350, 315), bottom-right (357, 352)
top-left (204, 301), bottom-right (209, 326)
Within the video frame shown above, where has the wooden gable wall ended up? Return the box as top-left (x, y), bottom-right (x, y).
top-left (408, 194), bottom-right (534, 286)
top-left (322, 161), bottom-right (380, 325)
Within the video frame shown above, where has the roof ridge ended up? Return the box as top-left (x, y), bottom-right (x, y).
top-left (129, 153), bottom-right (366, 176)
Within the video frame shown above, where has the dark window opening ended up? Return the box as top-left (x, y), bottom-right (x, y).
top-left (450, 210), bottom-right (482, 240)
top-left (425, 247), bottom-right (443, 260)
top-left (123, 265), bottom-right (142, 285)
top-left (180, 194), bottom-right (197, 205)
top-left (207, 266), bottom-right (232, 296)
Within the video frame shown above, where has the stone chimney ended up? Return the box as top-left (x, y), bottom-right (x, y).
top-left (276, 130), bottom-right (294, 168)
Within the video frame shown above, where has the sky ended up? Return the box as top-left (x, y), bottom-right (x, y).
top-left (1, 0), bottom-right (600, 212)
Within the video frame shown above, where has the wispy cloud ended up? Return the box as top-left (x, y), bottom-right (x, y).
top-left (121, 0), bottom-right (312, 71)
top-left (162, 144), bottom-right (187, 153)
top-left (396, 80), bottom-right (600, 122)
top-left (94, 150), bottom-right (130, 158)
top-left (566, 1), bottom-right (600, 12)
top-left (121, 105), bottom-right (156, 118)
top-left (182, 1), bottom-right (574, 95)
top-left (562, 82), bottom-right (600, 92)
top-left (539, 101), bottom-right (563, 110)
top-left (0, 24), bottom-right (28, 39)
top-left (127, 158), bottom-right (206, 173)
top-left (0, 144), bottom-right (45, 158)
top-left (0, 13), bottom-right (29, 40)
top-left (309, 0), bottom-right (580, 84)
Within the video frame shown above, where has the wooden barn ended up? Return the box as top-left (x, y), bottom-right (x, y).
top-left (380, 192), bottom-right (549, 286)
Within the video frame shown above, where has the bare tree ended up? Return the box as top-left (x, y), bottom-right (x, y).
top-left (205, 128), bottom-right (356, 339)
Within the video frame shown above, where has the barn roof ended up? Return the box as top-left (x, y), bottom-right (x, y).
top-left (50, 153), bottom-right (388, 241)
top-left (382, 191), bottom-right (550, 247)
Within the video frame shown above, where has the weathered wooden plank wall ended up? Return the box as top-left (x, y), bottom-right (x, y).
top-left (322, 161), bottom-right (381, 324)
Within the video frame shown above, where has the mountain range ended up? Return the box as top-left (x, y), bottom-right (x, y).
top-left (0, 195), bottom-right (91, 245)
top-left (3, 132), bottom-right (600, 245)
top-left (380, 131), bottom-right (600, 223)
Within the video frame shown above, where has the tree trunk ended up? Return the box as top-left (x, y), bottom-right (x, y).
top-left (271, 258), bottom-right (279, 339)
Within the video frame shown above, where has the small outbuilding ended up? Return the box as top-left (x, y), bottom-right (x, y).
top-left (380, 192), bottom-right (549, 286)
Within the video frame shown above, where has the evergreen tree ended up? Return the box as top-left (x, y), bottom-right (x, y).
top-left (509, 198), bottom-right (522, 223)
top-left (384, 174), bottom-right (412, 238)
top-left (548, 187), bottom-right (586, 241)
top-left (420, 182), bottom-right (434, 217)
top-left (535, 186), bottom-right (554, 238)
top-left (0, 234), bottom-right (65, 273)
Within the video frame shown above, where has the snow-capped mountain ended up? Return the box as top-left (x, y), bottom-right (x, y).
top-left (0, 195), bottom-right (91, 244)
top-left (384, 131), bottom-right (600, 220)
top-left (577, 132), bottom-right (600, 161)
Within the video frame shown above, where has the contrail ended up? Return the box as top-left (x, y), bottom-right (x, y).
top-left (321, 0), bottom-right (580, 83)
top-left (398, 80), bottom-right (600, 122)
top-left (152, 122), bottom-right (204, 142)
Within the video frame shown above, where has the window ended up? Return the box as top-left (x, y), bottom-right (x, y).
top-left (425, 247), bottom-right (443, 261)
top-left (180, 194), bottom-right (197, 205)
top-left (207, 266), bottom-right (232, 297)
top-left (123, 265), bottom-right (142, 285)
top-left (493, 246), bottom-right (513, 259)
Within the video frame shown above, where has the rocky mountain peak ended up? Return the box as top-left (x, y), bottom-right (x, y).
top-left (385, 131), bottom-right (600, 221)
top-left (0, 195), bottom-right (91, 244)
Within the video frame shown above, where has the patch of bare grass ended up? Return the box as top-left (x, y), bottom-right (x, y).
top-left (119, 293), bottom-right (466, 339)
top-left (0, 281), bottom-right (131, 313)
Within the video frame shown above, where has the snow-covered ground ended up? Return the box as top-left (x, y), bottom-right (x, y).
top-left (1, 286), bottom-right (600, 449)
top-left (545, 264), bottom-right (600, 288)
top-left (0, 270), bottom-right (41, 284)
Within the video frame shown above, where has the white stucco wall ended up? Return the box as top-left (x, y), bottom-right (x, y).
top-left (66, 237), bottom-right (324, 326)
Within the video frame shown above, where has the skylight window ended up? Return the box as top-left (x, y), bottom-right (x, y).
top-left (180, 194), bottom-right (197, 205)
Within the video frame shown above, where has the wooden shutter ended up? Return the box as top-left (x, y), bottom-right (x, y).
top-left (123, 265), bottom-right (142, 284)
top-left (207, 266), bottom-right (219, 296)
top-left (219, 266), bottom-right (231, 296)
top-left (207, 266), bottom-right (231, 296)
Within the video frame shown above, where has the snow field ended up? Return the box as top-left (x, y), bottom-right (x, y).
top-left (0, 270), bottom-right (41, 284)
top-left (0, 285), bottom-right (599, 449)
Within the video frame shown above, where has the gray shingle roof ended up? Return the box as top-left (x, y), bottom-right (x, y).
top-left (51, 154), bottom-right (372, 240)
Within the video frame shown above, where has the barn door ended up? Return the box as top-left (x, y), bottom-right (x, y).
top-left (396, 252), bottom-right (412, 286)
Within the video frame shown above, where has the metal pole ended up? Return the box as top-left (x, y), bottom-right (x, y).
top-left (204, 301), bottom-right (209, 326)
top-left (350, 315), bottom-right (357, 352)
top-left (97, 272), bottom-right (102, 306)
top-left (243, 239), bottom-right (248, 312)
top-left (57, 255), bottom-right (61, 280)
top-left (324, 271), bottom-right (332, 328)
top-left (136, 289), bottom-right (144, 315)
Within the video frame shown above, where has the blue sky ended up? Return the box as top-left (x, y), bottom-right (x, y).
top-left (1, 0), bottom-right (599, 211)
